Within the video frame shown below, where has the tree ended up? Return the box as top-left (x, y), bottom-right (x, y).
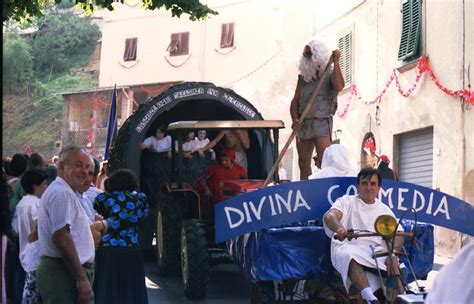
top-left (3, 32), bottom-right (34, 94)
top-left (3, 0), bottom-right (218, 24)
top-left (29, 9), bottom-right (101, 76)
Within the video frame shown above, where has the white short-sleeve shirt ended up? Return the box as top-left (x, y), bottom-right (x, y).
top-left (76, 191), bottom-right (95, 223)
top-left (13, 194), bottom-right (40, 271)
top-left (37, 177), bottom-right (95, 264)
top-left (143, 135), bottom-right (171, 153)
top-left (195, 138), bottom-right (210, 150)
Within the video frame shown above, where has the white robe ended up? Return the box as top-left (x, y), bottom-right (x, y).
top-left (425, 242), bottom-right (474, 304)
top-left (309, 144), bottom-right (358, 179)
top-left (327, 195), bottom-right (400, 291)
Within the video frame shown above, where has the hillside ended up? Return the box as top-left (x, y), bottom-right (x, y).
top-left (2, 8), bottom-right (101, 160)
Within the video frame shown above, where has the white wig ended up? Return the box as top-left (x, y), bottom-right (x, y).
top-left (298, 38), bottom-right (330, 82)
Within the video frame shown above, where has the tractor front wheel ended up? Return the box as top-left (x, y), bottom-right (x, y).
top-left (181, 219), bottom-right (209, 299)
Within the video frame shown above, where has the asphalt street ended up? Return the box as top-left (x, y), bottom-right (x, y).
top-left (144, 260), bottom-right (253, 304)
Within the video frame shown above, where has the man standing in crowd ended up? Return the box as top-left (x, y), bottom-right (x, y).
top-left (290, 38), bottom-right (344, 179)
top-left (36, 145), bottom-right (106, 303)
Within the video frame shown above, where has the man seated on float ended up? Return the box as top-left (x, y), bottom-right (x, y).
top-left (199, 147), bottom-right (247, 204)
top-left (198, 129), bottom-right (250, 171)
top-left (323, 167), bottom-right (404, 304)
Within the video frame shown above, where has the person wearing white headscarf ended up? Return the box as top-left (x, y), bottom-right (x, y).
top-left (308, 144), bottom-right (357, 179)
top-left (290, 38), bottom-right (345, 180)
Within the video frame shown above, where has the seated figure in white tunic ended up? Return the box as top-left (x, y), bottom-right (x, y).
top-left (323, 167), bottom-right (404, 304)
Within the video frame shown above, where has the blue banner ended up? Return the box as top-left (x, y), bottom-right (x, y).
top-left (215, 177), bottom-right (474, 243)
top-left (104, 85), bottom-right (117, 160)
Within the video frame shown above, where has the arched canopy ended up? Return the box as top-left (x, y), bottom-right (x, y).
top-left (108, 82), bottom-right (277, 180)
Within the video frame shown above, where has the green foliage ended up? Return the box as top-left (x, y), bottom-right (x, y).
top-left (3, 0), bottom-right (217, 25)
top-left (2, 9), bottom-right (99, 156)
top-left (29, 9), bottom-right (101, 75)
top-left (3, 0), bottom-right (47, 23)
top-left (2, 32), bottom-right (34, 94)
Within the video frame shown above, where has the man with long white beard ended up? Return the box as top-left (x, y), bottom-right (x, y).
top-left (290, 38), bottom-right (344, 180)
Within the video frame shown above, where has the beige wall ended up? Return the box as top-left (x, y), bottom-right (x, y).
top-left (98, 0), bottom-right (473, 255)
top-left (316, 0), bottom-right (473, 255)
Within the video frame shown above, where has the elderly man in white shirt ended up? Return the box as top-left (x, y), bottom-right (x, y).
top-left (36, 146), bottom-right (107, 303)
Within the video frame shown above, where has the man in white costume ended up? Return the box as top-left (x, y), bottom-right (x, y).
top-left (323, 167), bottom-right (404, 304)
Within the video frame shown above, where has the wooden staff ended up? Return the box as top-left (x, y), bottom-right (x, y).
top-left (263, 54), bottom-right (335, 187)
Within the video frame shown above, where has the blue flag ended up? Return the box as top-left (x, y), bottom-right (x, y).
top-left (104, 85), bottom-right (117, 160)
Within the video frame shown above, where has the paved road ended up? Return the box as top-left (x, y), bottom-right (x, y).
top-left (144, 260), bottom-right (253, 304)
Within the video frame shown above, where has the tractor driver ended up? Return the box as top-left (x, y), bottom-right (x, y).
top-left (199, 147), bottom-right (247, 203)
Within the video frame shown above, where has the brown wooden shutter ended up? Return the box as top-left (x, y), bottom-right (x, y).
top-left (220, 23), bottom-right (234, 48)
top-left (169, 32), bottom-right (189, 56)
top-left (123, 38), bottom-right (137, 61)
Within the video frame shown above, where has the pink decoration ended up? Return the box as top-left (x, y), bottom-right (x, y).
top-left (337, 56), bottom-right (473, 118)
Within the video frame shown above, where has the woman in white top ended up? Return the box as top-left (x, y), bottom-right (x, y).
top-left (139, 126), bottom-right (173, 188)
top-left (139, 126), bottom-right (172, 156)
top-left (12, 169), bottom-right (48, 303)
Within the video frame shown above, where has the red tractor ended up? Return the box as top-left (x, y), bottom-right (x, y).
top-left (107, 82), bottom-right (285, 299)
top-left (158, 120), bottom-right (284, 299)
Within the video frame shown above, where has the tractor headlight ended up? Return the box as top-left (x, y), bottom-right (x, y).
top-left (374, 215), bottom-right (397, 237)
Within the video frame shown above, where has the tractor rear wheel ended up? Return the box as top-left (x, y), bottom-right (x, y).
top-left (181, 219), bottom-right (209, 299)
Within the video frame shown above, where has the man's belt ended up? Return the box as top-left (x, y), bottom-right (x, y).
top-left (42, 256), bottom-right (94, 270)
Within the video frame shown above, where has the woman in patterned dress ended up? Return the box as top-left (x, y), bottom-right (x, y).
top-left (93, 169), bottom-right (149, 304)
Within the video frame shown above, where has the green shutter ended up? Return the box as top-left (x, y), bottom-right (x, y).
top-left (398, 0), bottom-right (422, 61)
top-left (338, 32), bottom-right (352, 88)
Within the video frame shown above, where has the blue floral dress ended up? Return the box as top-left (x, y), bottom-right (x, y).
top-left (93, 191), bottom-right (149, 304)
top-left (94, 191), bottom-right (149, 247)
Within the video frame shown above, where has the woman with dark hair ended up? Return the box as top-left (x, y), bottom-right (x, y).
top-left (93, 169), bottom-right (149, 304)
top-left (12, 169), bottom-right (48, 303)
top-left (7, 154), bottom-right (28, 199)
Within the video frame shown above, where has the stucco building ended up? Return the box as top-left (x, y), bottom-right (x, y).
top-left (64, 0), bottom-right (473, 255)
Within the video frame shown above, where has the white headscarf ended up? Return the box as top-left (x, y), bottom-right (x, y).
top-left (297, 38), bottom-right (330, 83)
top-left (308, 144), bottom-right (357, 179)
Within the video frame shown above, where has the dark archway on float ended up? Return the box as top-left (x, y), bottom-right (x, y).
top-left (108, 82), bottom-right (275, 181)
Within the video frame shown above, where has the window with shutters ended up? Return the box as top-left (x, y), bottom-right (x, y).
top-left (123, 38), bottom-right (137, 61)
top-left (337, 31), bottom-right (353, 89)
top-left (167, 32), bottom-right (189, 56)
top-left (397, 0), bottom-right (422, 62)
top-left (220, 23), bottom-right (235, 48)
